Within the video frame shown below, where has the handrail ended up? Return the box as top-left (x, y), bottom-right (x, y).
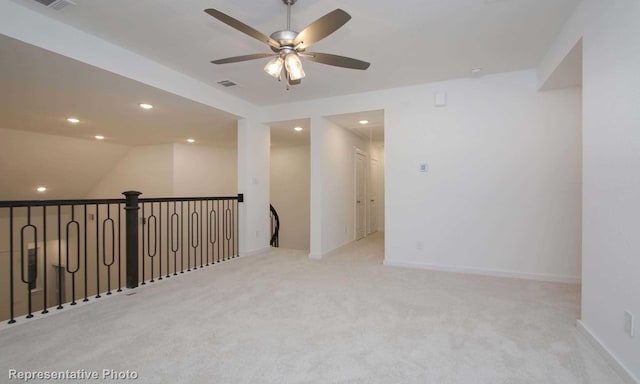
top-left (1, 191), bottom-right (243, 324)
top-left (270, 204), bottom-right (280, 247)
top-left (0, 195), bottom-right (239, 208)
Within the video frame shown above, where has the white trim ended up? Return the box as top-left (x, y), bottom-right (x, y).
top-left (354, 147), bottom-right (368, 242)
top-left (239, 246), bottom-right (271, 258)
top-left (308, 240), bottom-right (356, 260)
top-left (382, 259), bottom-right (581, 284)
top-left (576, 320), bottom-right (638, 384)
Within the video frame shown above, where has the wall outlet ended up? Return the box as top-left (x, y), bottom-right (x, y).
top-left (416, 241), bottom-right (423, 250)
top-left (255, 230), bottom-right (260, 239)
top-left (624, 311), bottom-right (635, 337)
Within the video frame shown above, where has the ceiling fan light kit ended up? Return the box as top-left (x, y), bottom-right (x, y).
top-left (264, 57), bottom-right (284, 79)
top-left (205, 0), bottom-right (370, 89)
top-left (285, 53), bottom-right (305, 81)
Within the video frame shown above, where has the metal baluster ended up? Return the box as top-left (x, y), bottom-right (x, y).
top-left (186, 201), bottom-right (191, 272)
top-left (95, 204), bottom-right (101, 298)
top-left (236, 198), bottom-right (240, 258)
top-left (42, 206), bottom-right (48, 314)
top-left (205, 200), bottom-right (210, 266)
top-left (8, 207), bottom-right (15, 324)
top-left (158, 203), bottom-right (163, 281)
top-left (172, 201), bottom-right (179, 276)
top-left (191, 205), bottom-right (199, 270)
top-left (141, 203), bottom-right (146, 285)
top-left (225, 202), bottom-right (232, 261)
top-left (231, 200), bottom-right (236, 258)
top-left (217, 200), bottom-right (221, 263)
top-left (103, 205), bottom-right (115, 295)
top-left (180, 201), bottom-right (184, 273)
top-left (148, 203), bottom-right (157, 283)
top-left (21, 206), bottom-right (37, 318)
top-left (117, 203), bottom-right (122, 292)
top-left (166, 202), bottom-right (171, 278)
top-left (200, 200), bottom-right (204, 268)
top-left (83, 205), bottom-right (88, 302)
top-left (209, 202), bottom-right (216, 265)
top-left (57, 205), bottom-right (64, 309)
top-left (67, 206), bottom-right (81, 305)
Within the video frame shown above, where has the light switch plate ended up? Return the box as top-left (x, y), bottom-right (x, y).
top-left (434, 92), bottom-right (447, 107)
top-left (624, 311), bottom-right (635, 337)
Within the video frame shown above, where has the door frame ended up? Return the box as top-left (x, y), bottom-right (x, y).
top-left (354, 147), bottom-right (368, 241)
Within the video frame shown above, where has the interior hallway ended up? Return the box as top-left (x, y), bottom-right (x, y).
top-left (0, 233), bottom-right (624, 383)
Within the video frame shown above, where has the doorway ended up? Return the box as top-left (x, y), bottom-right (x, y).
top-left (355, 150), bottom-right (367, 240)
top-left (368, 157), bottom-right (379, 235)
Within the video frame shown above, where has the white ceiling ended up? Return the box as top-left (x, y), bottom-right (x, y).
top-left (270, 119), bottom-right (310, 148)
top-left (13, 0), bottom-right (581, 106)
top-left (326, 110), bottom-right (385, 142)
top-left (0, 34), bottom-right (238, 146)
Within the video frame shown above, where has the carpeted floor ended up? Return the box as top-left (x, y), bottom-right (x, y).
top-left (0, 233), bottom-right (625, 383)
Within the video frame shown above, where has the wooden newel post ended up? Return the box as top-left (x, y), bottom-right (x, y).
top-left (123, 191), bottom-right (142, 289)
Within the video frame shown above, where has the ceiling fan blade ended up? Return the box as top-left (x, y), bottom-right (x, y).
top-left (204, 9), bottom-right (280, 49)
top-left (211, 53), bottom-right (275, 65)
top-left (293, 9), bottom-right (351, 50)
top-left (303, 52), bottom-right (370, 70)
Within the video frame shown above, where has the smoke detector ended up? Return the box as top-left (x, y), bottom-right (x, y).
top-left (33, 0), bottom-right (76, 11)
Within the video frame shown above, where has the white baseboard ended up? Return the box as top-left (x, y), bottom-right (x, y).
top-left (382, 260), bottom-right (581, 284)
top-left (239, 246), bottom-right (271, 258)
top-left (308, 240), bottom-right (355, 260)
top-left (576, 320), bottom-right (638, 384)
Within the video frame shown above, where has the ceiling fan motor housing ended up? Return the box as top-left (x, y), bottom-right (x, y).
top-left (270, 30), bottom-right (299, 53)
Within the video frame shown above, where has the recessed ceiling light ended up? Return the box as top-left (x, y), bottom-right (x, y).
top-left (67, 118), bottom-right (80, 124)
top-left (294, 127), bottom-right (303, 132)
top-left (139, 103), bottom-right (154, 110)
top-left (359, 120), bottom-right (369, 125)
top-left (187, 138), bottom-right (195, 143)
top-left (36, 186), bottom-right (47, 192)
top-left (95, 135), bottom-right (105, 140)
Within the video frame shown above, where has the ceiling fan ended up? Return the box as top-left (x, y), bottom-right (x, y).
top-left (204, 0), bottom-right (370, 88)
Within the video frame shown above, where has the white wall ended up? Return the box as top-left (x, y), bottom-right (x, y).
top-left (263, 70), bottom-right (582, 281)
top-left (369, 141), bottom-right (385, 232)
top-left (0, 128), bottom-right (129, 200)
top-left (87, 143), bottom-right (238, 198)
top-left (173, 144), bottom-right (237, 197)
top-left (309, 117), bottom-right (366, 257)
top-left (237, 119), bottom-right (270, 256)
top-left (384, 71), bottom-right (582, 283)
top-left (270, 145), bottom-right (310, 251)
top-left (541, 0), bottom-right (640, 380)
top-left (87, 144), bottom-right (174, 198)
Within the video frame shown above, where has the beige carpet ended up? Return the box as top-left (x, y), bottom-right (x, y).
top-left (0, 233), bottom-right (625, 383)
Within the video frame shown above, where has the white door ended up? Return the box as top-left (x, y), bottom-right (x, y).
top-left (355, 152), bottom-right (366, 240)
top-left (368, 158), bottom-right (378, 235)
